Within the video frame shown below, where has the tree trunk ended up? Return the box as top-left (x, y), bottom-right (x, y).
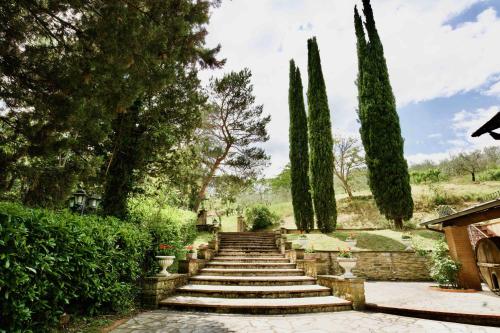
top-left (192, 145), bottom-right (231, 212)
top-left (471, 172), bottom-right (476, 182)
top-left (394, 217), bottom-right (403, 230)
top-left (102, 102), bottom-right (144, 219)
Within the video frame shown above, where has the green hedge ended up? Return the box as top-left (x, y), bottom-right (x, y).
top-left (0, 201), bottom-right (196, 332)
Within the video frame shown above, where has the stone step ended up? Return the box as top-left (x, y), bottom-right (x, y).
top-left (217, 252), bottom-right (283, 257)
top-left (207, 262), bottom-right (296, 269)
top-left (199, 268), bottom-right (304, 276)
top-left (219, 243), bottom-right (277, 249)
top-left (219, 248), bottom-right (279, 252)
top-left (159, 295), bottom-right (351, 314)
top-left (176, 284), bottom-right (332, 298)
top-left (213, 257), bottom-right (290, 263)
top-left (189, 275), bottom-right (316, 286)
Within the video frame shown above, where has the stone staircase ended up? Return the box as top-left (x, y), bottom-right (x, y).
top-left (159, 232), bottom-right (351, 314)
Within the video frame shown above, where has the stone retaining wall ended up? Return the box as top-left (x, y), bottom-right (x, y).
top-left (312, 251), bottom-right (432, 281)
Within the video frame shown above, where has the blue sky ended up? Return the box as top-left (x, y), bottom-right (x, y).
top-left (201, 0), bottom-right (500, 176)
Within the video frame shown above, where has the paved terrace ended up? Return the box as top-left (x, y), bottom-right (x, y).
top-left (365, 281), bottom-right (500, 315)
top-left (112, 310), bottom-right (498, 333)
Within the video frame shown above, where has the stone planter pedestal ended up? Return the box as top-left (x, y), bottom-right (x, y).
top-left (178, 258), bottom-right (206, 276)
top-left (296, 259), bottom-right (317, 278)
top-left (317, 275), bottom-right (365, 310)
top-left (142, 274), bottom-right (188, 309)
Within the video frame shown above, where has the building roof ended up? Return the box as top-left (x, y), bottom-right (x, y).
top-left (421, 199), bottom-right (500, 228)
top-left (471, 111), bottom-right (500, 140)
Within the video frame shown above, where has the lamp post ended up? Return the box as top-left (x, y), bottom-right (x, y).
top-left (69, 189), bottom-right (101, 215)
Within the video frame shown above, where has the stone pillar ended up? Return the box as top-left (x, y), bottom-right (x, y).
top-left (197, 209), bottom-right (207, 225)
top-left (142, 274), bottom-right (188, 309)
top-left (237, 215), bottom-right (246, 232)
top-left (280, 236), bottom-right (287, 254)
top-left (296, 259), bottom-right (317, 278)
top-left (198, 248), bottom-right (215, 261)
top-left (317, 275), bottom-right (365, 310)
top-left (178, 259), bottom-right (206, 276)
top-left (444, 226), bottom-right (482, 290)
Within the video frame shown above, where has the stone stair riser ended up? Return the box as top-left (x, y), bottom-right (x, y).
top-left (207, 264), bottom-right (296, 269)
top-left (217, 251), bottom-right (284, 258)
top-left (159, 304), bottom-right (351, 314)
top-left (175, 290), bottom-right (332, 299)
top-left (213, 258), bottom-right (289, 263)
top-left (199, 270), bottom-right (304, 276)
top-left (189, 280), bottom-right (316, 286)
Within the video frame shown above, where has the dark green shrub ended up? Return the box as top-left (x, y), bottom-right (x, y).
top-left (245, 205), bottom-right (279, 231)
top-left (0, 202), bottom-right (151, 332)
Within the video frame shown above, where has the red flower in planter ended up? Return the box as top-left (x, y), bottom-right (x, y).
top-left (159, 244), bottom-right (174, 250)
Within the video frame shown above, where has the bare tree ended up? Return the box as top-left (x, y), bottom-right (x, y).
top-left (453, 150), bottom-right (486, 182)
top-left (333, 136), bottom-right (365, 198)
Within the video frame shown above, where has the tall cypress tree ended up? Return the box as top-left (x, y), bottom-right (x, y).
top-left (307, 37), bottom-right (337, 233)
top-left (288, 60), bottom-right (315, 232)
top-left (355, 1), bottom-right (413, 229)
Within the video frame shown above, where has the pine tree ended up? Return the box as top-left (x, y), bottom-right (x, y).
top-left (354, 1), bottom-right (413, 229)
top-left (307, 37), bottom-right (337, 233)
top-left (288, 60), bottom-right (314, 231)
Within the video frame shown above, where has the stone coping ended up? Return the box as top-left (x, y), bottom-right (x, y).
top-left (317, 275), bottom-right (365, 282)
top-left (143, 273), bottom-right (188, 282)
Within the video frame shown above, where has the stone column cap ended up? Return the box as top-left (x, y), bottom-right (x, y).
top-left (317, 275), bottom-right (365, 282)
top-left (144, 273), bottom-right (188, 282)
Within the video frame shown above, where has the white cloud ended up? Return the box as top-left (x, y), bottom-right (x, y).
top-left (484, 81), bottom-right (500, 96)
top-left (201, 0), bottom-right (500, 176)
top-left (428, 133), bottom-right (442, 138)
top-left (451, 105), bottom-right (499, 148)
top-left (407, 105), bottom-right (499, 164)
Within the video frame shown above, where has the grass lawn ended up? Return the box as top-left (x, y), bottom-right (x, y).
top-left (286, 229), bottom-right (443, 251)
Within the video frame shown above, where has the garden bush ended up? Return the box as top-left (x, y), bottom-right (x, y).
top-left (429, 241), bottom-right (461, 288)
top-left (0, 200), bottom-right (197, 332)
top-left (128, 197), bottom-right (198, 275)
top-left (245, 205), bottom-right (279, 231)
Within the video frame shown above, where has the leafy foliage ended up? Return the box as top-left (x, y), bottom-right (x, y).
top-left (354, 1), bottom-right (413, 229)
top-left (0, 202), bottom-right (151, 332)
top-left (128, 197), bottom-right (198, 275)
top-left (307, 37), bottom-right (337, 233)
top-left (288, 60), bottom-right (314, 231)
top-left (410, 169), bottom-right (443, 184)
top-left (193, 69), bottom-right (271, 211)
top-left (0, 0), bottom-right (222, 217)
top-left (429, 241), bottom-right (461, 288)
top-left (245, 205), bottom-right (279, 231)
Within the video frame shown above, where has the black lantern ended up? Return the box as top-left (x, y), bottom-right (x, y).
top-left (87, 195), bottom-right (101, 210)
top-left (69, 188), bottom-right (87, 214)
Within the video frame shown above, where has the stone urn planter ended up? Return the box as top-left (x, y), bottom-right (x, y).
top-left (337, 257), bottom-right (357, 278)
top-left (401, 237), bottom-right (412, 250)
top-left (345, 238), bottom-right (357, 248)
top-left (156, 255), bottom-right (175, 276)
